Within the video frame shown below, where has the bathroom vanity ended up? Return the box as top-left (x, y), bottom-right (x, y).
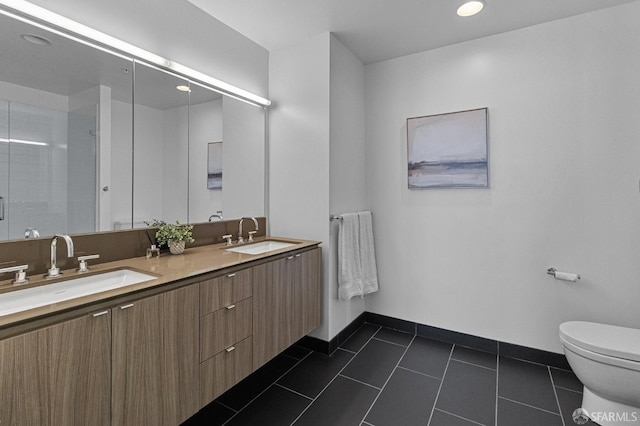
top-left (0, 238), bottom-right (321, 426)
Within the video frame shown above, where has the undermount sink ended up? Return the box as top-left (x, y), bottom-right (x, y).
top-left (0, 268), bottom-right (157, 317)
top-left (225, 240), bottom-right (296, 255)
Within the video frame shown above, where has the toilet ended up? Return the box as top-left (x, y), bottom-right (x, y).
top-left (559, 321), bottom-right (640, 426)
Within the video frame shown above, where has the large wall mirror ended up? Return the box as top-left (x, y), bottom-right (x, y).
top-left (0, 10), bottom-right (266, 242)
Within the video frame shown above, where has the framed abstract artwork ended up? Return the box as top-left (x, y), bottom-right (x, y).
top-left (407, 108), bottom-right (488, 189)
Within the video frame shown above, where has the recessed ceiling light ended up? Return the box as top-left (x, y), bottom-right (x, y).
top-left (20, 33), bottom-right (52, 46)
top-left (176, 85), bottom-right (191, 92)
top-left (457, 0), bottom-right (485, 17)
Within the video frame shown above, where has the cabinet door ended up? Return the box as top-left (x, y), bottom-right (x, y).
top-left (253, 248), bottom-right (322, 369)
top-left (112, 284), bottom-right (199, 426)
top-left (252, 260), bottom-right (292, 369)
top-left (200, 297), bottom-right (252, 362)
top-left (290, 248), bottom-right (322, 341)
top-left (0, 311), bottom-right (111, 426)
top-left (200, 269), bottom-right (252, 315)
top-left (200, 336), bottom-right (252, 405)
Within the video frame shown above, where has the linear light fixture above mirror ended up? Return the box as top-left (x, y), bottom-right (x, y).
top-left (0, 0), bottom-right (271, 108)
top-left (0, 138), bottom-right (49, 147)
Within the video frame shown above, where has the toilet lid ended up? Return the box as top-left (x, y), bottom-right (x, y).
top-left (560, 321), bottom-right (640, 363)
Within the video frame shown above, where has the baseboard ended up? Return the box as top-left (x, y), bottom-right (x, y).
top-left (298, 311), bottom-right (571, 370)
top-left (295, 312), bottom-right (366, 355)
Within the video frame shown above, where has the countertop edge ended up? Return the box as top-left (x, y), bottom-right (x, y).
top-left (0, 237), bottom-right (321, 332)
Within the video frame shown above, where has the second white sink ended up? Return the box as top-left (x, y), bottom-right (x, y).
top-left (0, 268), bottom-right (157, 317)
top-left (225, 240), bottom-right (295, 255)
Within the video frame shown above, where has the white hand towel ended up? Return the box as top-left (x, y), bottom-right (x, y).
top-left (358, 211), bottom-right (379, 295)
top-left (338, 213), bottom-right (363, 300)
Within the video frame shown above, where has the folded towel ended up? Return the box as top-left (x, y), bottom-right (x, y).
top-left (358, 211), bottom-right (379, 295)
top-left (338, 211), bottom-right (379, 300)
top-left (338, 213), bottom-right (363, 301)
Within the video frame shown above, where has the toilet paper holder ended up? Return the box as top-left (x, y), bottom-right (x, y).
top-left (547, 267), bottom-right (581, 280)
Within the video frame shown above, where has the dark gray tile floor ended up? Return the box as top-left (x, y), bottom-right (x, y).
top-left (183, 324), bottom-right (592, 426)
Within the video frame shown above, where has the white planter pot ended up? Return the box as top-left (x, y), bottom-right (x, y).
top-left (168, 240), bottom-right (185, 255)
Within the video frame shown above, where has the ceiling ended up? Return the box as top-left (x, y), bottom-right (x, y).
top-left (0, 13), bottom-right (221, 110)
top-left (188, 0), bottom-right (638, 64)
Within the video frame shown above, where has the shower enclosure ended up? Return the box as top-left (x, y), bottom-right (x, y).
top-left (0, 99), bottom-right (97, 240)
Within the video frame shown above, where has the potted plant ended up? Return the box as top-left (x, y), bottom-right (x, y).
top-left (150, 220), bottom-right (195, 255)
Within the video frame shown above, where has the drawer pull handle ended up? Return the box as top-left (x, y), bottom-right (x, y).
top-left (226, 304), bottom-right (236, 310)
top-left (226, 346), bottom-right (236, 353)
top-left (287, 256), bottom-right (294, 260)
top-left (295, 254), bottom-right (301, 258)
top-left (120, 303), bottom-right (134, 310)
top-left (92, 311), bottom-right (109, 317)
top-left (227, 273), bottom-right (236, 278)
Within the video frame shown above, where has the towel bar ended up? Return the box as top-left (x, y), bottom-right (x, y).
top-left (330, 214), bottom-right (344, 221)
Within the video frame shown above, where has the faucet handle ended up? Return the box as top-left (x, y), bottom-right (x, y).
top-left (222, 234), bottom-right (233, 246)
top-left (77, 254), bottom-right (100, 272)
top-left (0, 264), bottom-right (29, 284)
top-left (248, 231), bottom-right (257, 242)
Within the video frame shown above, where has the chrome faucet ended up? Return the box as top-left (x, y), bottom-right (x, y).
top-left (238, 217), bottom-right (258, 244)
top-left (46, 234), bottom-right (74, 279)
top-left (24, 227), bottom-right (40, 239)
top-left (208, 210), bottom-right (223, 222)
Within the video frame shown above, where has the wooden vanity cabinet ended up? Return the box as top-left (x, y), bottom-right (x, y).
top-left (0, 284), bottom-right (199, 426)
top-left (199, 269), bottom-right (254, 405)
top-left (111, 284), bottom-right (199, 426)
top-left (0, 310), bottom-right (111, 426)
top-left (0, 243), bottom-right (322, 426)
top-left (253, 247), bottom-right (322, 369)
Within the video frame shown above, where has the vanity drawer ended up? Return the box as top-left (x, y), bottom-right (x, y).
top-left (200, 269), bottom-right (253, 315)
top-left (200, 298), bottom-right (252, 362)
top-left (200, 336), bottom-right (252, 405)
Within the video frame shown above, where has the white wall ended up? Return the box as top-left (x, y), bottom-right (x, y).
top-left (0, 81), bottom-right (68, 111)
top-left (161, 105), bottom-right (189, 223)
top-left (328, 35), bottom-right (366, 338)
top-left (222, 96), bottom-right (265, 220)
top-left (132, 104), bottom-right (164, 223)
top-left (364, 2), bottom-right (640, 353)
top-left (188, 99), bottom-right (223, 223)
top-left (269, 34), bottom-right (368, 341)
top-left (269, 33), bottom-right (332, 339)
top-left (110, 100), bottom-right (133, 228)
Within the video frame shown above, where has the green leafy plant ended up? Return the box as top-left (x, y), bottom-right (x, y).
top-left (148, 219), bottom-right (195, 246)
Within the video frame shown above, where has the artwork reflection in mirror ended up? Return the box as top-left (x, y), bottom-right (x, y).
top-left (207, 142), bottom-right (223, 190)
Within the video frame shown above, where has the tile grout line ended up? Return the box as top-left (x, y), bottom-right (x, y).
top-left (371, 336), bottom-right (411, 348)
top-left (340, 321), bottom-right (372, 346)
top-left (288, 325), bottom-right (382, 425)
top-left (554, 385), bottom-right (582, 395)
top-left (426, 343), bottom-right (455, 425)
top-left (338, 373), bottom-right (383, 390)
top-left (220, 350), bottom-right (313, 426)
top-left (214, 400), bottom-right (239, 414)
top-left (396, 365), bottom-right (443, 381)
top-left (358, 334), bottom-right (418, 424)
top-left (435, 408), bottom-right (486, 426)
top-left (449, 357), bottom-right (497, 372)
top-left (274, 382), bottom-right (315, 401)
top-left (497, 396), bottom-right (563, 417)
top-left (548, 367), bottom-right (566, 426)
top-left (503, 355), bottom-right (567, 370)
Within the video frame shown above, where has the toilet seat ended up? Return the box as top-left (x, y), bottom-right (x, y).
top-left (560, 321), bottom-right (640, 363)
